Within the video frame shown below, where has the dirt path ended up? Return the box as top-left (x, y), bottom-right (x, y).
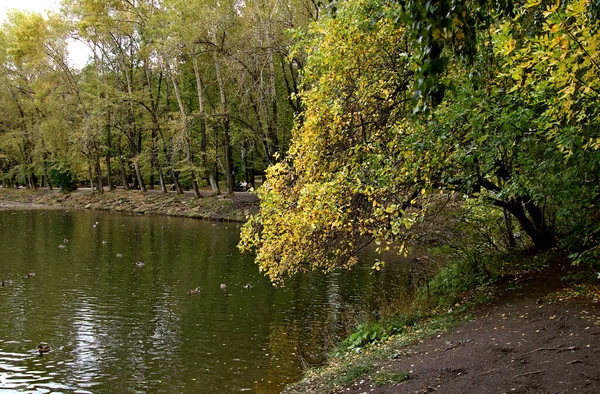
top-left (342, 277), bottom-right (600, 393)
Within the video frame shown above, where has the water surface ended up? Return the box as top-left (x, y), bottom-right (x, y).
top-left (0, 209), bottom-right (410, 393)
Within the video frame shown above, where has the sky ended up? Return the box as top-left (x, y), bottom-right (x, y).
top-left (0, 0), bottom-right (91, 68)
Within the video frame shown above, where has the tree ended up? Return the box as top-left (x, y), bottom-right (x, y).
top-left (240, 0), bottom-right (600, 283)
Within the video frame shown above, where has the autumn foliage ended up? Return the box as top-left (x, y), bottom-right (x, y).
top-left (240, 0), bottom-right (600, 283)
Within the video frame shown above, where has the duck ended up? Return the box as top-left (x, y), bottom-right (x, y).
top-left (187, 287), bottom-right (202, 296)
top-left (243, 283), bottom-right (253, 289)
top-left (134, 261), bottom-right (145, 268)
top-left (220, 283), bottom-right (227, 289)
top-left (1, 279), bottom-right (12, 286)
top-left (37, 342), bottom-right (50, 355)
top-left (26, 272), bottom-right (35, 278)
top-left (63, 238), bottom-right (69, 243)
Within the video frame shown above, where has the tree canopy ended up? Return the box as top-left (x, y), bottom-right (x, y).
top-left (1, 0), bottom-right (598, 285)
top-left (239, 0), bottom-right (600, 284)
top-left (0, 0), bottom-right (314, 193)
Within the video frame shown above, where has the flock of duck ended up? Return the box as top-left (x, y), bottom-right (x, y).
top-left (1, 272), bottom-right (35, 287)
top-left (186, 282), bottom-right (253, 296)
top-left (1, 219), bottom-right (255, 355)
top-left (1, 272), bottom-right (50, 355)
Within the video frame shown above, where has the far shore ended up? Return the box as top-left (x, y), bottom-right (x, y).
top-left (0, 187), bottom-right (259, 222)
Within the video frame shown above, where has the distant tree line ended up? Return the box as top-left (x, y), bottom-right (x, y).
top-left (0, 0), bottom-right (316, 195)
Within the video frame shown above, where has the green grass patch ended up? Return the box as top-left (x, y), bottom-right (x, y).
top-left (338, 361), bottom-right (374, 386)
top-left (372, 371), bottom-right (409, 386)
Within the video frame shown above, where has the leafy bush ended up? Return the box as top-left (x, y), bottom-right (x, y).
top-left (386, 313), bottom-right (419, 336)
top-left (344, 314), bottom-right (420, 350)
top-left (344, 323), bottom-right (386, 349)
top-left (49, 164), bottom-right (77, 192)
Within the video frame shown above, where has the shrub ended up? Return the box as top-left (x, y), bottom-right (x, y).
top-left (49, 164), bottom-right (77, 192)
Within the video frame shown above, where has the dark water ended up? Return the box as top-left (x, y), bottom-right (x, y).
top-left (0, 209), bottom-right (411, 393)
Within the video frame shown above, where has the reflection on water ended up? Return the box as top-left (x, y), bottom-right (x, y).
top-left (0, 209), bottom-right (411, 393)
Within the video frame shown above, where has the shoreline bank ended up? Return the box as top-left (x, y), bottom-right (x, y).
top-left (0, 188), bottom-right (259, 222)
top-left (284, 256), bottom-right (600, 393)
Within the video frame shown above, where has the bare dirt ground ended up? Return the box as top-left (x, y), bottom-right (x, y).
top-left (341, 271), bottom-right (600, 394)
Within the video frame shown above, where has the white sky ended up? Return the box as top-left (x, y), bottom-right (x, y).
top-left (0, 0), bottom-right (91, 69)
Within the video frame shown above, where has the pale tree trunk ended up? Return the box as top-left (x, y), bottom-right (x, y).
top-left (192, 52), bottom-right (219, 195)
top-left (168, 63), bottom-right (201, 198)
top-left (105, 112), bottom-right (114, 191)
top-left (42, 152), bottom-right (52, 191)
top-left (93, 138), bottom-right (103, 193)
top-left (133, 158), bottom-right (146, 192)
top-left (117, 135), bottom-right (130, 190)
top-left (88, 163), bottom-right (95, 192)
top-left (143, 66), bottom-right (168, 194)
top-left (213, 49), bottom-right (234, 196)
top-left (151, 129), bottom-right (167, 193)
top-left (156, 159), bottom-right (167, 193)
top-left (120, 47), bottom-right (145, 192)
top-left (95, 154), bottom-right (103, 193)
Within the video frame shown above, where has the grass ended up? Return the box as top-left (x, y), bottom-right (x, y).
top-left (372, 371), bottom-right (409, 386)
top-left (283, 310), bottom-right (469, 394)
top-left (284, 248), bottom-right (582, 394)
top-left (339, 361), bottom-right (374, 386)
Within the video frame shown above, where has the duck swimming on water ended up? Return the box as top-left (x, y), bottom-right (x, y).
top-left (38, 342), bottom-right (50, 355)
top-left (187, 287), bottom-right (202, 296)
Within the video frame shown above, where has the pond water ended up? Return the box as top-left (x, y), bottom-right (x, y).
top-left (0, 209), bottom-right (412, 393)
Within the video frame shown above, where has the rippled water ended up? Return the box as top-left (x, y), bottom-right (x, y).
top-left (0, 209), bottom-right (411, 393)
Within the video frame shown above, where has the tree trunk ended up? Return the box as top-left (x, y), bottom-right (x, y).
top-left (157, 164), bottom-right (167, 193)
top-left (88, 163), bottom-right (95, 192)
top-left (105, 114), bottom-right (114, 191)
top-left (94, 142), bottom-right (103, 194)
top-left (43, 161), bottom-right (52, 191)
top-left (168, 62), bottom-right (201, 198)
top-left (117, 136), bottom-right (130, 190)
top-left (151, 128), bottom-right (167, 193)
top-left (503, 208), bottom-right (516, 248)
top-left (501, 200), bottom-right (555, 250)
top-left (171, 168), bottom-right (183, 194)
top-left (214, 51), bottom-right (234, 195)
top-left (267, 30), bottom-right (280, 161)
top-left (223, 117), bottom-right (234, 195)
top-left (133, 159), bottom-right (146, 192)
top-left (193, 52), bottom-right (219, 196)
